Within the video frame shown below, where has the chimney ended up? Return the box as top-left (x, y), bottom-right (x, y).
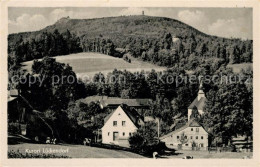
top-left (198, 82), bottom-right (205, 101)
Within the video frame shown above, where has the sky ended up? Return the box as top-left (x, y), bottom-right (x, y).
top-left (8, 7), bottom-right (252, 39)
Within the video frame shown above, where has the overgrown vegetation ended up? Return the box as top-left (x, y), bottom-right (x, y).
top-left (8, 150), bottom-right (70, 158)
top-left (129, 122), bottom-right (168, 155)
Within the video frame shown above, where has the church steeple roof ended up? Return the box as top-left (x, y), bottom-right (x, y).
top-left (198, 82), bottom-right (204, 95)
top-left (188, 82), bottom-right (206, 109)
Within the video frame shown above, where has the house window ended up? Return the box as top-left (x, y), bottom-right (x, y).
top-left (201, 144), bottom-right (204, 147)
top-left (113, 121), bottom-right (117, 126)
top-left (190, 136), bottom-right (193, 139)
top-left (123, 132), bottom-right (125, 136)
top-left (196, 136), bottom-right (198, 139)
top-left (196, 128), bottom-right (199, 132)
top-left (191, 128), bottom-right (193, 131)
top-left (129, 132), bottom-right (132, 136)
top-left (108, 132), bottom-right (110, 136)
top-left (122, 121), bottom-right (126, 126)
top-left (201, 136), bottom-right (203, 139)
top-left (185, 136), bottom-right (187, 139)
top-left (177, 136), bottom-right (179, 139)
top-left (185, 144), bottom-right (189, 146)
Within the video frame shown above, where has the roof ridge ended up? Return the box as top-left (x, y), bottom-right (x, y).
top-left (160, 119), bottom-right (203, 140)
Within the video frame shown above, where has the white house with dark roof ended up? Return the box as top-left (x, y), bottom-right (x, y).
top-left (188, 83), bottom-right (206, 120)
top-left (160, 119), bottom-right (208, 150)
top-left (101, 104), bottom-right (144, 147)
top-left (160, 83), bottom-right (209, 150)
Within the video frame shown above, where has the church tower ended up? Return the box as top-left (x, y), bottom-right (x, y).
top-left (198, 82), bottom-right (205, 101)
top-left (187, 82), bottom-right (206, 121)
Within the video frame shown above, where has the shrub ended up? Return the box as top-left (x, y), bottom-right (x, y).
top-left (8, 150), bottom-right (70, 158)
top-left (8, 122), bottom-right (20, 134)
top-left (128, 122), bottom-right (165, 156)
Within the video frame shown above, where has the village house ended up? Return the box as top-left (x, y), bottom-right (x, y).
top-left (160, 83), bottom-right (209, 150)
top-left (8, 89), bottom-right (30, 136)
top-left (8, 89), bottom-right (53, 142)
top-left (101, 104), bottom-right (144, 147)
top-left (160, 119), bottom-right (209, 150)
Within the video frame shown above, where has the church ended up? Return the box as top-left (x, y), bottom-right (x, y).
top-left (160, 83), bottom-right (209, 150)
top-left (188, 83), bottom-right (206, 120)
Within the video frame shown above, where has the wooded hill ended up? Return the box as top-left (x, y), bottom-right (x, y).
top-left (9, 15), bottom-right (208, 45)
top-left (8, 15), bottom-right (253, 69)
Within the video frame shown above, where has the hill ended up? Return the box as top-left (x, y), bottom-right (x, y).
top-left (8, 15), bottom-right (208, 47)
top-left (8, 15), bottom-right (253, 72)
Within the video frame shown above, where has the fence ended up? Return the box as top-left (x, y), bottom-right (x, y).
top-left (207, 146), bottom-right (235, 153)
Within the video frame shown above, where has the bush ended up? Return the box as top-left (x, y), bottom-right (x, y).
top-left (128, 122), bottom-right (165, 156)
top-left (8, 122), bottom-right (20, 134)
top-left (8, 150), bottom-right (70, 158)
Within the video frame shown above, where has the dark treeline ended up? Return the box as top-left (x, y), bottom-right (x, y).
top-left (8, 29), bottom-right (83, 89)
top-left (8, 29), bottom-right (253, 72)
top-left (8, 29), bottom-right (82, 64)
top-left (80, 36), bottom-right (119, 57)
top-left (79, 31), bottom-right (253, 70)
top-left (119, 32), bottom-right (252, 69)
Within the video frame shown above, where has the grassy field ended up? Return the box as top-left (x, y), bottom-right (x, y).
top-left (8, 143), bottom-right (144, 158)
top-left (8, 143), bottom-right (252, 159)
top-left (164, 150), bottom-right (252, 159)
top-left (227, 63), bottom-right (252, 73)
top-left (22, 52), bottom-right (166, 78)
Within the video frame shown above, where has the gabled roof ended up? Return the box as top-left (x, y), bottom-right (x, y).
top-left (9, 89), bottom-right (19, 97)
top-left (80, 96), bottom-right (108, 104)
top-left (188, 97), bottom-right (206, 110)
top-left (8, 90), bottom-right (19, 102)
top-left (144, 116), bottom-right (155, 122)
top-left (103, 104), bottom-right (144, 128)
top-left (80, 96), bottom-right (151, 108)
top-left (101, 98), bottom-right (151, 107)
top-left (160, 119), bottom-right (207, 140)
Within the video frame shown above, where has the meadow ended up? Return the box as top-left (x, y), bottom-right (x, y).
top-left (22, 52), bottom-right (166, 78)
top-left (8, 143), bottom-right (144, 158)
top-left (227, 63), bottom-right (252, 73)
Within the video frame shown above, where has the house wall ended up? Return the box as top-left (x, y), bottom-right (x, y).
top-left (161, 126), bottom-right (208, 150)
top-left (102, 106), bottom-right (138, 147)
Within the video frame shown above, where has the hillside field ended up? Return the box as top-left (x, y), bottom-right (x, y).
top-left (227, 63), bottom-right (252, 73)
top-left (8, 143), bottom-right (144, 158)
top-left (22, 52), bottom-right (166, 78)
